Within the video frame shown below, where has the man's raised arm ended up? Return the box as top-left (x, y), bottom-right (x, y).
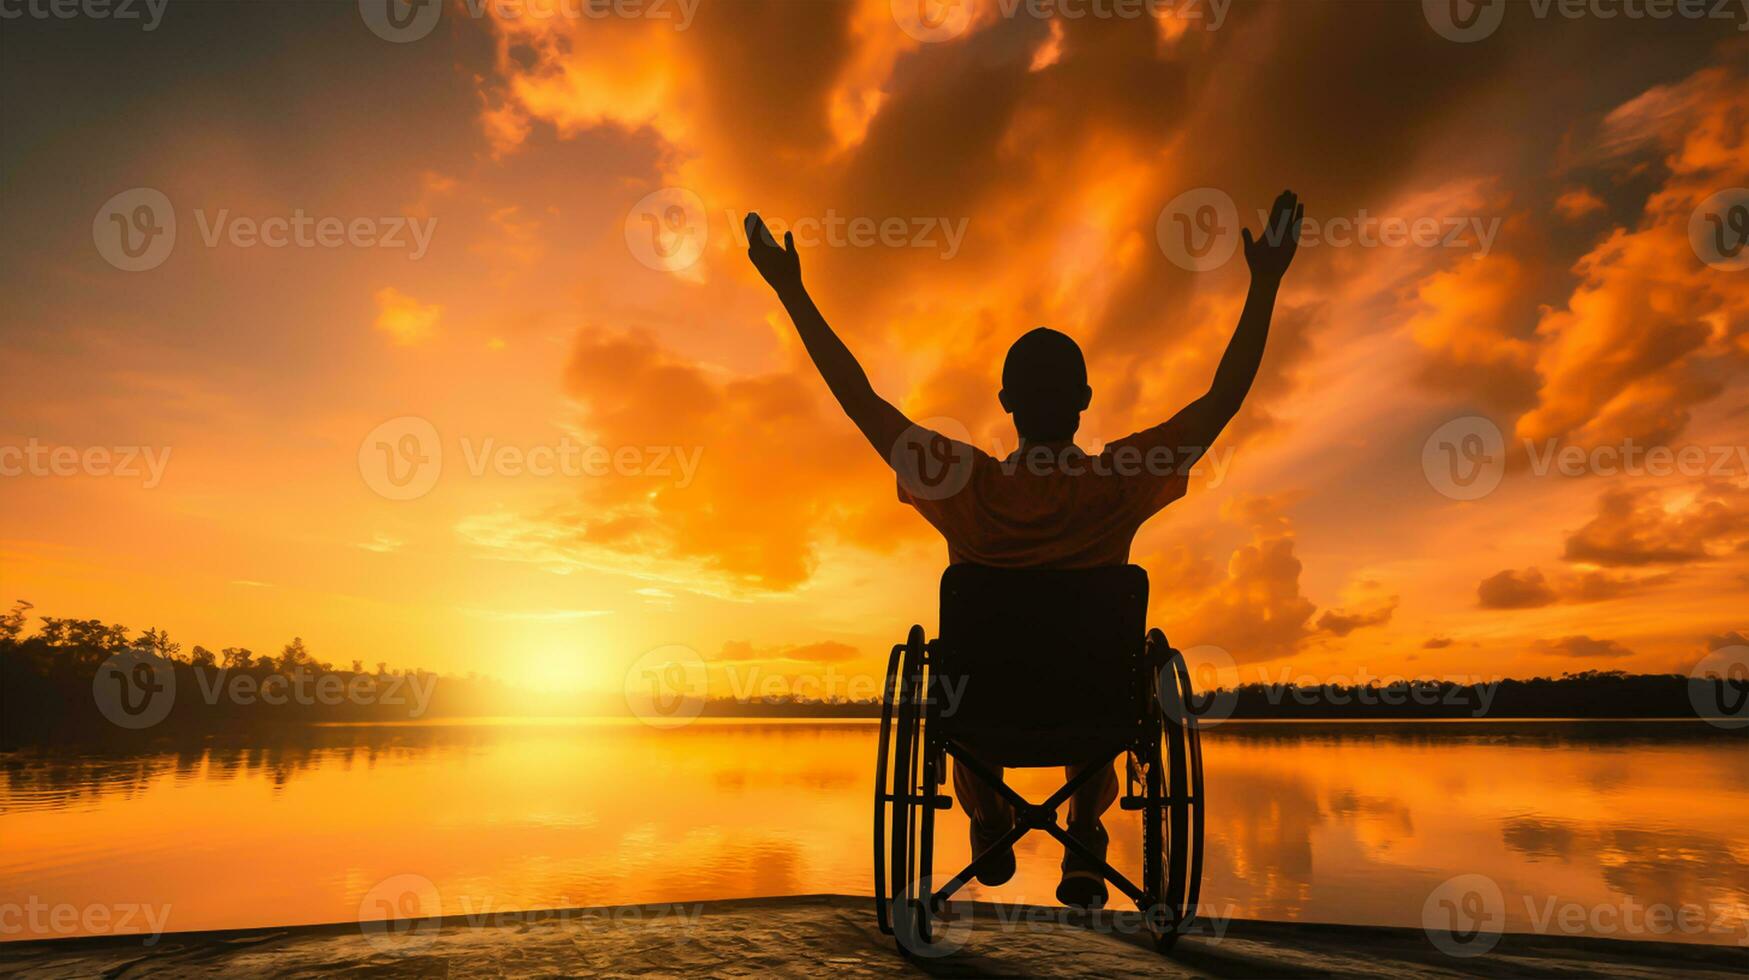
top-left (744, 212), bottom-right (914, 458)
top-left (1160, 189), bottom-right (1303, 456)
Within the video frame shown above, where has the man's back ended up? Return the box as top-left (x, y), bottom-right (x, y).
top-left (897, 425), bottom-right (1194, 568)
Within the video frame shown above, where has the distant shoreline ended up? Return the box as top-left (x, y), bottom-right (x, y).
top-left (7, 608), bottom-right (1745, 746)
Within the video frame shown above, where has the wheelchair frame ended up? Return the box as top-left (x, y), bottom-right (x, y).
top-left (873, 621), bottom-right (1206, 954)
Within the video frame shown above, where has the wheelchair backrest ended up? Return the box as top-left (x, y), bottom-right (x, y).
top-left (934, 564), bottom-right (1150, 738)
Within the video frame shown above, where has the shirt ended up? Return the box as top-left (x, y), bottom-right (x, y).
top-left (895, 421), bottom-right (1195, 568)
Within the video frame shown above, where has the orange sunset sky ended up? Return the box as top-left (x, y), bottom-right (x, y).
top-left (1, 1), bottom-right (1746, 695)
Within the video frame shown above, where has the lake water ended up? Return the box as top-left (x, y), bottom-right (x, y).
top-left (2, 719), bottom-right (1746, 946)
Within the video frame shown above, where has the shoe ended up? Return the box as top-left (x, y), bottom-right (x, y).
top-left (1056, 821), bottom-right (1109, 909)
top-left (969, 817), bottom-right (1016, 887)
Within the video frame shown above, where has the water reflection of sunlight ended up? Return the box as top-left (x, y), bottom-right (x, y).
top-left (1, 721), bottom-right (1744, 943)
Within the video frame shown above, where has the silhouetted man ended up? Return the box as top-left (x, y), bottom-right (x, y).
top-left (747, 190), bottom-right (1302, 907)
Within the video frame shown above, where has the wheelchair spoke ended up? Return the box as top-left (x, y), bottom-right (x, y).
top-left (1036, 746), bottom-right (1124, 814)
top-left (1036, 821), bottom-right (1146, 903)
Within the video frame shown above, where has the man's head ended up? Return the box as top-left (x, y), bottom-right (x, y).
top-left (999, 327), bottom-right (1091, 444)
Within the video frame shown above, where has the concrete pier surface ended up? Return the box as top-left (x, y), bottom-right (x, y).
top-left (2, 894), bottom-right (1745, 977)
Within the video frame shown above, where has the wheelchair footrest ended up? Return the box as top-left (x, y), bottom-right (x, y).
top-left (880, 792), bottom-right (953, 809)
top-left (1120, 794), bottom-right (1198, 809)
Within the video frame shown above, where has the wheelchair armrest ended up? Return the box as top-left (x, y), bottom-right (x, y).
top-left (1145, 627), bottom-right (1180, 668)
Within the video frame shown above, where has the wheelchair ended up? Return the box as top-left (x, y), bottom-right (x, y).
top-left (874, 564), bottom-right (1205, 954)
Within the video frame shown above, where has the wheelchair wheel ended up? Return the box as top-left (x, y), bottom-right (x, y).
top-left (1142, 629), bottom-right (1206, 951)
top-left (875, 625), bottom-right (934, 947)
top-left (873, 637), bottom-right (904, 935)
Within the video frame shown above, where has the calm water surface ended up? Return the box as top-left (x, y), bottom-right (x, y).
top-left (2, 719), bottom-right (1746, 944)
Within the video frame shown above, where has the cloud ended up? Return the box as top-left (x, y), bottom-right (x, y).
top-left (1422, 637), bottom-right (1453, 649)
top-left (459, 324), bottom-right (919, 594)
top-left (1516, 66), bottom-right (1749, 448)
top-left (373, 287), bottom-right (442, 346)
top-left (1316, 598), bottom-right (1398, 638)
top-left (1533, 635), bottom-right (1636, 660)
top-left (1154, 495), bottom-right (1316, 663)
top-left (1405, 252), bottom-right (1541, 414)
top-left (1476, 563), bottom-right (1675, 609)
top-left (1403, 63), bottom-right (1749, 448)
top-left (1553, 188), bottom-right (1606, 221)
top-left (714, 639), bottom-right (860, 664)
top-left (1563, 483), bottom-right (1749, 567)
top-left (1478, 567), bottom-right (1558, 609)
top-left (358, 532), bottom-right (405, 554)
top-left (463, 608), bottom-right (612, 622)
top-left (1705, 630), bottom-right (1748, 652)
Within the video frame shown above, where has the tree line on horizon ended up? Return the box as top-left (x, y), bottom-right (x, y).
top-left (2, 600), bottom-right (1741, 747)
top-left (0, 600), bottom-right (611, 745)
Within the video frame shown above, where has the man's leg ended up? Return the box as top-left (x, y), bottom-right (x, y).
top-left (1065, 760), bottom-right (1118, 829)
top-left (952, 748), bottom-right (1013, 830)
top-left (953, 747), bottom-right (1016, 886)
top-left (1059, 760), bottom-right (1118, 908)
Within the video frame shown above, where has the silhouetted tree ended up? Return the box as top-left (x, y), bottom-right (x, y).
top-left (0, 600), bottom-right (31, 642)
top-left (278, 637), bottom-right (310, 671)
top-left (132, 627), bottom-right (181, 660)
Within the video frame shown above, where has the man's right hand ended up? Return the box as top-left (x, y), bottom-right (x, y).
top-left (1242, 189), bottom-right (1303, 284)
top-left (745, 212), bottom-right (802, 293)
